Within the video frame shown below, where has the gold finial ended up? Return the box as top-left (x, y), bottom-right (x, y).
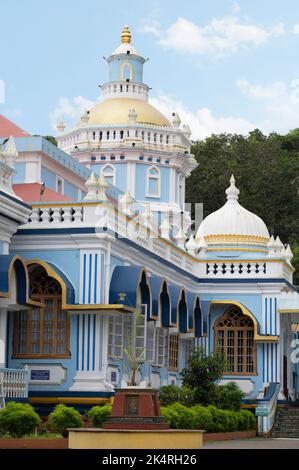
top-left (121, 25), bottom-right (131, 43)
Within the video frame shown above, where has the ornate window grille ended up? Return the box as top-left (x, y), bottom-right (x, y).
top-left (14, 270), bottom-right (69, 358)
top-left (214, 307), bottom-right (256, 375)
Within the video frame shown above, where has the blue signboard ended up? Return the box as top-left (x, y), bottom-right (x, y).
top-left (31, 370), bottom-right (50, 381)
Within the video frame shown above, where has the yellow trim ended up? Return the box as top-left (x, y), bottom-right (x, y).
top-left (210, 300), bottom-right (278, 342)
top-left (207, 247), bottom-right (268, 253)
top-left (279, 309), bottom-right (299, 313)
top-left (26, 259), bottom-right (134, 313)
top-left (205, 234), bottom-right (269, 245)
top-left (120, 61), bottom-right (134, 81)
top-left (67, 304), bottom-right (134, 312)
top-left (31, 202), bottom-right (101, 208)
top-left (29, 397), bottom-right (112, 405)
top-left (0, 255), bottom-right (41, 306)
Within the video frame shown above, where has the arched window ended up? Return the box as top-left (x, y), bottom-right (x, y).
top-left (146, 166), bottom-right (160, 198)
top-left (120, 62), bottom-right (133, 81)
top-left (214, 307), bottom-right (256, 375)
top-left (101, 164), bottom-right (116, 186)
top-left (13, 266), bottom-right (69, 358)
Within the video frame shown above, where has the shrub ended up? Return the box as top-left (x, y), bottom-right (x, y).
top-left (192, 405), bottom-right (213, 432)
top-left (215, 382), bottom-right (245, 411)
top-left (237, 409), bottom-right (256, 430)
top-left (159, 385), bottom-right (180, 406)
top-left (47, 404), bottom-right (83, 437)
top-left (0, 402), bottom-right (41, 438)
top-left (88, 405), bottom-right (112, 428)
top-left (161, 402), bottom-right (256, 433)
top-left (161, 403), bottom-right (196, 429)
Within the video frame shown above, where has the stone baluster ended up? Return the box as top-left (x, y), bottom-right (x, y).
top-left (159, 216), bottom-right (172, 240)
top-left (51, 207), bottom-right (62, 223)
top-left (174, 227), bottom-right (187, 249)
top-left (73, 206), bottom-right (83, 223)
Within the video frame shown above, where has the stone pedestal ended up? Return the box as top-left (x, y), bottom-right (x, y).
top-left (102, 388), bottom-right (169, 430)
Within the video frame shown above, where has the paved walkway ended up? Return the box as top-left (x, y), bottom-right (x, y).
top-left (204, 438), bottom-right (299, 449)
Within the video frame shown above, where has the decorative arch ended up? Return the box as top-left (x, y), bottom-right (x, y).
top-left (109, 265), bottom-right (152, 314)
top-left (120, 61), bottom-right (134, 81)
top-left (193, 297), bottom-right (202, 337)
top-left (101, 164), bottom-right (116, 186)
top-left (14, 262), bottom-right (71, 358)
top-left (137, 270), bottom-right (152, 319)
top-left (0, 255), bottom-right (39, 307)
top-left (146, 165), bottom-right (161, 198)
top-left (214, 306), bottom-right (256, 375)
top-left (210, 300), bottom-right (277, 341)
top-left (159, 281), bottom-right (171, 327)
top-left (178, 289), bottom-right (188, 333)
top-left (26, 259), bottom-right (75, 308)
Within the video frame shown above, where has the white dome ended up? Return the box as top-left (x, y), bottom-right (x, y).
top-left (196, 176), bottom-right (270, 245)
top-left (112, 43), bottom-right (138, 56)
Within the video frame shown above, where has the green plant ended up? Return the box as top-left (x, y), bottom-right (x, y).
top-left (237, 409), bottom-right (256, 430)
top-left (159, 385), bottom-right (196, 407)
top-left (0, 402), bottom-right (41, 438)
top-left (124, 308), bottom-right (145, 386)
top-left (215, 382), bottom-right (245, 411)
top-left (161, 403), bottom-right (196, 429)
top-left (181, 348), bottom-right (227, 405)
top-left (47, 404), bottom-right (83, 437)
top-left (192, 405), bottom-right (213, 432)
top-left (159, 385), bottom-right (180, 406)
top-left (160, 402), bottom-right (256, 432)
top-left (88, 405), bottom-right (112, 427)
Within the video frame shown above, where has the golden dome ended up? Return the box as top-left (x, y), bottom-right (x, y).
top-left (87, 98), bottom-right (171, 127)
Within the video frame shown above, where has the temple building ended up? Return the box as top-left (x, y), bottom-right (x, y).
top-left (0, 26), bottom-right (299, 412)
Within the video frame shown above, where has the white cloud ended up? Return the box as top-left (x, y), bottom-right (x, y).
top-left (149, 94), bottom-right (255, 140)
top-left (293, 23), bottom-right (299, 34)
top-left (231, 2), bottom-right (241, 13)
top-left (158, 17), bottom-right (284, 56)
top-left (236, 79), bottom-right (285, 100)
top-left (139, 8), bottom-right (161, 37)
top-left (236, 78), bottom-right (299, 133)
top-left (49, 96), bottom-right (95, 130)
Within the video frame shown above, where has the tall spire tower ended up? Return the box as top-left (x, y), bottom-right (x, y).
top-left (56, 26), bottom-right (197, 224)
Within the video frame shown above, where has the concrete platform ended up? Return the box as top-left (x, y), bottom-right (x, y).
top-left (68, 428), bottom-right (204, 449)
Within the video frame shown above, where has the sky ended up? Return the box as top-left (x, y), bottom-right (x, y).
top-left (0, 0), bottom-right (299, 139)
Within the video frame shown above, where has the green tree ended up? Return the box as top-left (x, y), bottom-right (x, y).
top-left (187, 130), bottom-right (299, 245)
top-left (181, 348), bottom-right (227, 405)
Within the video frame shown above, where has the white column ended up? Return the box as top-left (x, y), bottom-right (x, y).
top-left (169, 168), bottom-right (176, 204)
top-left (0, 309), bottom-right (8, 368)
top-left (127, 162), bottom-right (136, 197)
top-left (69, 313), bottom-right (113, 391)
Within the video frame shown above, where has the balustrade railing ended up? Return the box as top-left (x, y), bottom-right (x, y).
top-left (0, 367), bottom-right (29, 401)
top-left (206, 261), bottom-right (267, 277)
top-left (256, 383), bottom-right (280, 435)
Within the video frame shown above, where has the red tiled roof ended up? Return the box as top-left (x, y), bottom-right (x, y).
top-left (0, 114), bottom-right (30, 138)
top-left (13, 183), bottom-right (73, 203)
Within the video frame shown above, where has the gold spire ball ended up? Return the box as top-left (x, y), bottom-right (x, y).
top-left (121, 25), bottom-right (131, 43)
